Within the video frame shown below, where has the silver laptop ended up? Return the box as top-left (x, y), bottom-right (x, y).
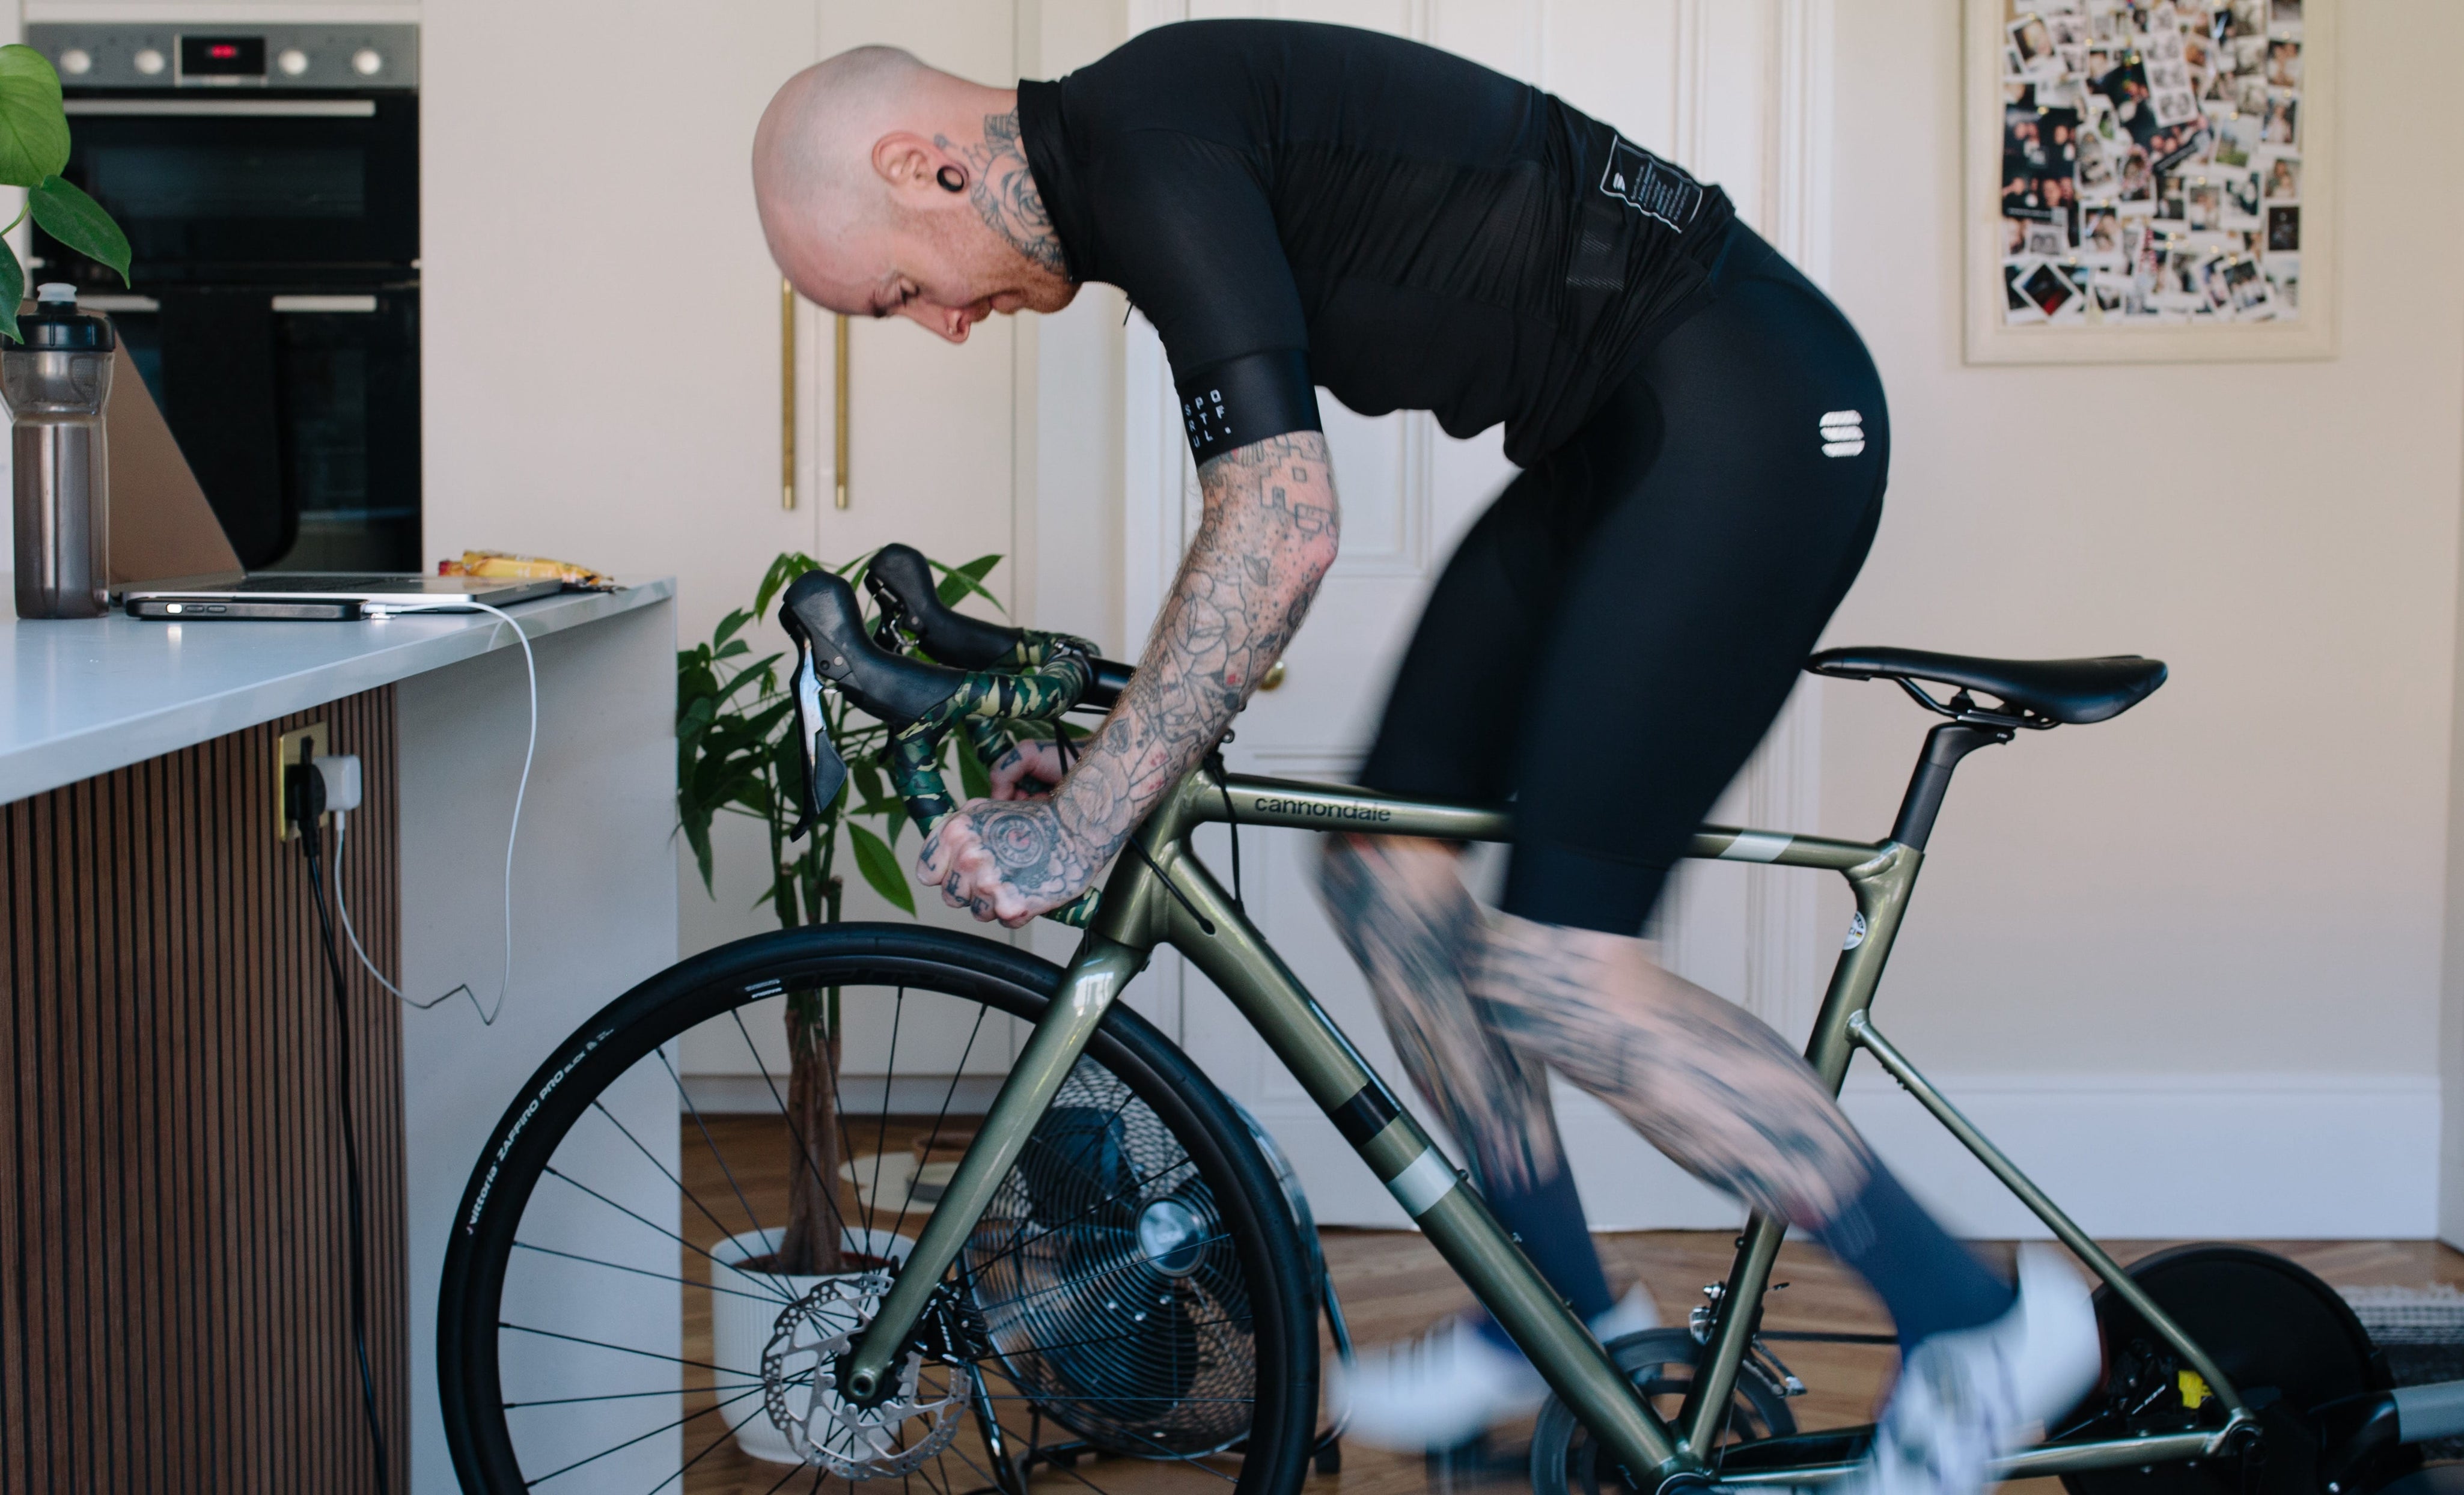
top-left (124, 573), bottom-right (561, 621)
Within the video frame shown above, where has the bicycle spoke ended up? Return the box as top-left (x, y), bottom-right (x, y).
top-left (539, 1165), bottom-right (790, 1297)
top-left (507, 1383), bottom-right (758, 1410)
top-left (501, 1321), bottom-right (752, 1379)
top-left (865, 985), bottom-right (906, 1245)
top-left (510, 1238), bottom-right (788, 1306)
top-left (524, 1381), bottom-right (767, 1487)
top-left (589, 1095), bottom-right (758, 1274)
top-left (660, 1046), bottom-right (775, 1272)
top-left (733, 1006), bottom-right (860, 1248)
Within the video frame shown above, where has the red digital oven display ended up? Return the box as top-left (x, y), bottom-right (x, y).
top-left (178, 35), bottom-right (266, 77)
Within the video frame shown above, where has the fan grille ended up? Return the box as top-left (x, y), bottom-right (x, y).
top-left (965, 1058), bottom-right (1256, 1457)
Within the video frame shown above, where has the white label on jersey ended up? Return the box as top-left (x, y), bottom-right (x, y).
top-left (1820, 410), bottom-right (1865, 457)
top-left (1599, 136), bottom-right (1705, 231)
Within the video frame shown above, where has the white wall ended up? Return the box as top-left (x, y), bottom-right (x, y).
top-left (1814, 1), bottom-right (2464, 1235)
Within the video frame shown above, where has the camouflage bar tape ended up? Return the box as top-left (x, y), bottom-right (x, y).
top-left (885, 629), bottom-right (1106, 928)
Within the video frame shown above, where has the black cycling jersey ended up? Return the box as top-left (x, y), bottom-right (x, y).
top-left (1015, 20), bottom-right (1735, 467)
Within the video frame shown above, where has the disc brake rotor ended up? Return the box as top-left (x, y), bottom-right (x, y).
top-left (760, 1271), bottom-right (966, 1479)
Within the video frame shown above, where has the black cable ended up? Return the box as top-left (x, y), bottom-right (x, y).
top-left (298, 827), bottom-right (393, 1495)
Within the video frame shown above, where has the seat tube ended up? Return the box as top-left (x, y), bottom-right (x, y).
top-left (1802, 841), bottom-right (1924, 1090)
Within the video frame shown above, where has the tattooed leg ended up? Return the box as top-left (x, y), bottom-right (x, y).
top-left (1469, 911), bottom-right (1874, 1230)
top-left (1316, 835), bottom-right (1566, 1194)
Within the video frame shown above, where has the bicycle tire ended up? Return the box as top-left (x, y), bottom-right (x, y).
top-left (437, 922), bottom-right (1317, 1495)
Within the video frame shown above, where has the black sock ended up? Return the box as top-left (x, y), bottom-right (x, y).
top-left (1817, 1161), bottom-right (2014, 1348)
top-left (1474, 1162), bottom-right (1618, 1351)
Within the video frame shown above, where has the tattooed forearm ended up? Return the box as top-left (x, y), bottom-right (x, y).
top-left (1021, 431), bottom-right (1340, 888)
top-left (936, 111), bottom-right (1069, 277)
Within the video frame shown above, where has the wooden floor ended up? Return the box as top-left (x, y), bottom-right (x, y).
top-left (674, 1112), bottom-right (2464, 1495)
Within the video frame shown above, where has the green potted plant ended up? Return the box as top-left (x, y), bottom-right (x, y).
top-left (676, 548), bottom-right (1010, 1282)
top-left (0, 44), bottom-right (133, 332)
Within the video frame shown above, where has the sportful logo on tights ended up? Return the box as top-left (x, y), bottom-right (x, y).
top-left (1819, 410), bottom-right (1866, 458)
top-left (1599, 137), bottom-right (1705, 231)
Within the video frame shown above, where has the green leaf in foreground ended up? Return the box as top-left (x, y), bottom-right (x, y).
top-left (847, 821), bottom-right (915, 914)
top-left (29, 176), bottom-right (129, 285)
top-left (0, 238), bottom-right (22, 344)
top-left (0, 47), bottom-right (67, 189)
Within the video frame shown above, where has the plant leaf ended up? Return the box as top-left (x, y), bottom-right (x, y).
top-left (933, 554), bottom-right (1005, 610)
top-left (954, 729), bottom-right (992, 802)
top-left (847, 822), bottom-right (916, 914)
top-left (0, 47), bottom-right (67, 189)
top-left (712, 606), bottom-right (754, 649)
top-left (0, 239), bottom-right (22, 344)
top-left (28, 176), bottom-right (129, 285)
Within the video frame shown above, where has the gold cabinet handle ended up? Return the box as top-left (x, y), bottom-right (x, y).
top-left (780, 279), bottom-right (797, 510)
top-left (834, 312), bottom-right (850, 509)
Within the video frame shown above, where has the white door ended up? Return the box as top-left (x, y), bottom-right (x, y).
top-left (677, 0), bottom-right (1044, 1103)
top-left (1124, 0), bottom-right (1841, 1228)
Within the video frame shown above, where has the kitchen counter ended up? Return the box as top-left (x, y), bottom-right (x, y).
top-left (0, 578), bottom-right (674, 804)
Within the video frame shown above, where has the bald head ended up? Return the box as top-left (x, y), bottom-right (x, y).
top-left (751, 47), bottom-right (1076, 337)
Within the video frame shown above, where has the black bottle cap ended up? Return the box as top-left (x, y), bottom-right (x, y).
top-left (16, 290), bottom-right (115, 352)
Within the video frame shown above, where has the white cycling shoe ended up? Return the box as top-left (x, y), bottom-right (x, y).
top-left (1331, 1287), bottom-right (1661, 1451)
top-left (1836, 1244), bottom-right (2104, 1495)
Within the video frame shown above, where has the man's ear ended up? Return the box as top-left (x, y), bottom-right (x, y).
top-left (874, 131), bottom-right (961, 196)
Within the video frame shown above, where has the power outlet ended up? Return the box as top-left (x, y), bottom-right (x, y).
top-left (275, 721), bottom-right (329, 841)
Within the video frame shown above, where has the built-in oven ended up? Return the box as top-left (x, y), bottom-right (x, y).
top-left (26, 23), bottom-right (420, 571)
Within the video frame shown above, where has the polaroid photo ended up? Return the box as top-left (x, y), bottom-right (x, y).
top-left (2090, 273), bottom-right (2128, 320)
top-left (2024, 220), bottom-right (2072, 256)
top-left (2270, 0), bottom-right (2303, 38)
top-left (2198, 63), bottom-right (2234, 105)
top-left (2004, 44), bottom-right (2031, 81)
top-left (2235, 75), bottom-right (2272, 114)
top-left (2038, 80), bottom-right (2088, 109)
top-left (2048, 263), bottom-right (2093, 324)
top-left (2210, 111), bottom-right (2261, 168)
top-left (2091, 58), bottom-right (2158, 142)
top-left (2266, 252), bottom-right (2300, 311)
top-left (2144, 9), bottom-right (2186, 64)
top-left (2261, 90), bottom-right (2299, 148)
top-left (2004, 260), bottom-right (2049, 325)
top-left (2155, 173), bottom-right (2187, 220)
top-left (2184, 179), bottom-right (2224, 231)
top-left (2223, 0), bottom-right (2265, 38)
top-left (2229, 34), bottom-right (2269, 76)
top-left (2078, 129), bottom-right (2119, 193)
top-left (2010, 14), bottom-right (2067, 80)
top-left (2265, 38), bottom-right (2301, 88)
top-left (2223, 256), bottom-right (2275, 318)
top-left (2261, 152), bottom-right (2299, 201)
top-left (2266, 203), bottom-right (2300, 252)
top-left (2003, 218), bottom-right (2031, 257)
top-left (2121, 218), bottom-right (2156, 270)
top-left (2222, 170), bottom-right (2262, 227)
top-left (2077, 207), bottom-right (2124, 258)
top-left (2091, 7), bottom-right (2123, 43)
top-left (2117, 142), bottom-right (2156, 205)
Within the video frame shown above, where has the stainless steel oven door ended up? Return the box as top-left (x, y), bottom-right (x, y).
top-left (96, 288), bottom-right (420, 572)
top-left (40, 93), bottom-right (418, 281)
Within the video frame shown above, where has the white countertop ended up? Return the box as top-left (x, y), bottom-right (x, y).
top-left (1, 578), bottom-right (674, 804)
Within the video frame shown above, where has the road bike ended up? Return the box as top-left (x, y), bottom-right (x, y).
top-left (438, 546), bottom-right (2464, 1495)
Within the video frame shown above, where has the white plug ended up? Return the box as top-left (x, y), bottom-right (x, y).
top-left (315, 754), bottom-right (364, 814)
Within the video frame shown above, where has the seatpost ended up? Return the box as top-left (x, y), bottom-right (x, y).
top-left (1890, 722), bottom-right (2011, 849)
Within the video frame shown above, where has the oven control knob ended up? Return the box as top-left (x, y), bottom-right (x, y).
top-left (58, 48), bottom-right (92, 76)
top-left (133, 47), bottom-right (165, 75)
top-left (276, 47), bottom-right (309, 76)
top-left (350, 47), bottom-right (383, 76)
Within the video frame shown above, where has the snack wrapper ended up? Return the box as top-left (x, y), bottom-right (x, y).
top-left (437, 549), bottom-right (617, 589)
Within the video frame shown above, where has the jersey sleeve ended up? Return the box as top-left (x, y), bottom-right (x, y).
top-left (1094, 131), bottom-right (1323, 462)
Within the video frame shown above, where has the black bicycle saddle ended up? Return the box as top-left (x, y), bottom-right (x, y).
top-left (1807, 647), bottom-right (2167, 725)
top-left (779, 568), bottom-right (967, 728)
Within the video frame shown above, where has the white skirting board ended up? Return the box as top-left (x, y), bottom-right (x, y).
top-left (1244, 1071), bottom-right (2442, 1239)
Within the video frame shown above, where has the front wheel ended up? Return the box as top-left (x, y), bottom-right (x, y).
top-left (438, 923), bottom-right (1318, 1495)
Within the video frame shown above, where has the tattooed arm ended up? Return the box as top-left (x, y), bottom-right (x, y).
top-left (918, 431), bottom-right (1341, 925)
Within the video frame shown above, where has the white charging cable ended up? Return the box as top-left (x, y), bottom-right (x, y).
top-left (331, 598), bottom-right (539, 1025)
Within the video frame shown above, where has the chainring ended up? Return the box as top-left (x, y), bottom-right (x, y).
top-left (1529, 1327), bottom-right (1799, 1495)
top-left (760, 1271), bottom-right (968, 1479)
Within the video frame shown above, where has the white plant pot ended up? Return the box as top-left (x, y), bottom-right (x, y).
top-left (710, 1224), bottom-right (916, 1465)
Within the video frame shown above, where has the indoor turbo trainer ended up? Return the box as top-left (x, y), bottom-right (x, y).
top-left (436, 544), bottom-right (2464, 1495)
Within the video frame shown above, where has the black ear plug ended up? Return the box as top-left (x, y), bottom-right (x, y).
top-left (937, 165), bottom-right (965, 193)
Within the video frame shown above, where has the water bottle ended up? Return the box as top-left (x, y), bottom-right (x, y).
top-left (6, 284), bottom-right (117, 620)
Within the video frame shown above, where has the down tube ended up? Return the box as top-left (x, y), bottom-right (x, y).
top-left (1158, 851), bottom-right (1692, 1484)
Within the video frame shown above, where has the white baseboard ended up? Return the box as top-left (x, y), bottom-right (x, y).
top-left (1252, 1071), bottom-right (2441, 1239)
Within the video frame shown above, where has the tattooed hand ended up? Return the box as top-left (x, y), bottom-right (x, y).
top-left (916, 797), bottom-right (1099, 928)
top-left (987, 739), bottom-right (1069, 800)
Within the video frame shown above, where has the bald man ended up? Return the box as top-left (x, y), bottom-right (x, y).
top-left (754, 22), bottom-right (2096, 1495)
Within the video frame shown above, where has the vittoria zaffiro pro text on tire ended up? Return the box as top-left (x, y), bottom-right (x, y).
top-left (438, 923), bottom-right (1317, 1495)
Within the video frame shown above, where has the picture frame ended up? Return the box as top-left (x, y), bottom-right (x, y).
top-left (1965, 0), bottom-right (2335, 364)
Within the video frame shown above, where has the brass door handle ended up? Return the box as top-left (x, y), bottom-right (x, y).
top-left (780, 278), bottom-right (796, 510)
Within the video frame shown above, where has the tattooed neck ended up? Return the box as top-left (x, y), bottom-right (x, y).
top-left (937, 111), bottom-right (1070, 278)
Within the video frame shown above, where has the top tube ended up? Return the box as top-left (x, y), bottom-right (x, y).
top-left (1201, 770), bottom-right (1889, 871)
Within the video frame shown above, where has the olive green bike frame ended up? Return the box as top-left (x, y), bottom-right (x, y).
top-left (843, 766), bottom-right (2257, 1490)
